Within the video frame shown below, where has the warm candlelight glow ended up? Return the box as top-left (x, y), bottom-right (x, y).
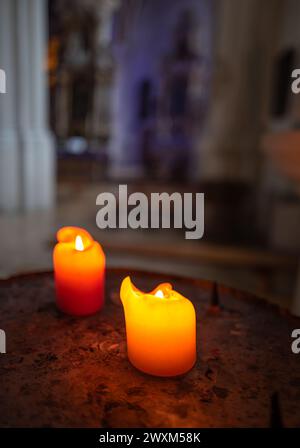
top-left (120, 276), bottom-right (196, 377)
top-left (75, 235), bottom-right (84, 251)
top-left (154, 289), bottom-right (164, 298)
top-left (53, 227), bottom-right (105, 316)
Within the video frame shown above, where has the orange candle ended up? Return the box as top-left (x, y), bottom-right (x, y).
top-left (120, 276), bottom-right (196, 377)
top-left (53, 227), bottom-right (105, 316)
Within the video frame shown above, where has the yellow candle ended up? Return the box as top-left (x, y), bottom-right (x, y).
top-left (120, 276), bottom-right (196, 377)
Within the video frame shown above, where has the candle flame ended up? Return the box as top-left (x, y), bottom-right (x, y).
top-left (75, 235), bottom-right (84, 251)
top-left (155, 289), bottom-right (164, 298)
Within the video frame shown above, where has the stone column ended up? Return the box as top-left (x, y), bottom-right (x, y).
top-left (22, 0), bottom-right (55, 209)
top-left (88, 0), bottom-right (119, 142)
top-left (0, 0), bottom-right (20, 211)
top-left (0, 0), bottom-right (55, 212)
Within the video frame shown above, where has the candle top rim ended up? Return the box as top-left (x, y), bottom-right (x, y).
top-left (121, 276), bottom-right (188, 302)
top-left (56, 226), bottom-right (94, 251)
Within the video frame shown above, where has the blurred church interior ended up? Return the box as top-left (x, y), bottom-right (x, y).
top-left (1, 0), bottom-right (300, 311)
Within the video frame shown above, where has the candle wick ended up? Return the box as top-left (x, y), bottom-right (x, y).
top-left (155, 290), bottom-right (164, 299)
top-left (75, 235), bottom-right (84, 251)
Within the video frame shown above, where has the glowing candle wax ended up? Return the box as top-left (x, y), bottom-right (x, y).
top-left (53, 227), bottom-right (105, 316)
top-left (120, 277), bottom-right (196, 377)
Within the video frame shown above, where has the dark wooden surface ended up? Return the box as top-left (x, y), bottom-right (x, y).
top-left (0, 268), bottom-right (299, 428)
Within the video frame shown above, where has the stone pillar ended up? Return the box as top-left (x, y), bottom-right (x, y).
top-left (88, 0), bottom-right (119, 141)
top-left (0, 0), bottom-right (55, 212)
top-left (0, 0), bottom-right (20, 211)
top-left (20, 0), bottom-right (55, 209)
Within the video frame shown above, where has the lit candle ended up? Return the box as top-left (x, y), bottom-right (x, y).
top-left (53, 226), bottom-right (105, 316)
top-left (120, 276), bottom-right (196, 377)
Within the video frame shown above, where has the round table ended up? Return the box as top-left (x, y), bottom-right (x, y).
top-left (0, 268), bottom-right (299, 427)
